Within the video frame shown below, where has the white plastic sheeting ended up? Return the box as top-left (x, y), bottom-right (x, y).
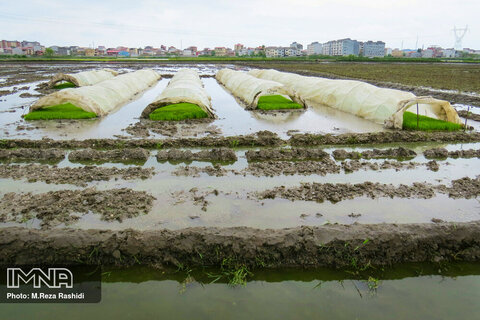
top-left (30, 69), bottom-right (161, 116)
top-left (216, 69), bottom-right (304, 110)
top-left (248, 69), bottom-right (461, 128)
top-left (46, 69), bottom-right (118, 88)
top-left (141, 69), bottom-right (214, 118)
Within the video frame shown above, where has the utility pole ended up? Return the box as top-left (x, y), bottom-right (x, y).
top-left (452, 25), bottom-right (468, 50)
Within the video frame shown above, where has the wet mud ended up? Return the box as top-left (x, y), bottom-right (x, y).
top-left (0, 164), bottom-right (154, 186)
top-left (1, 221), bottom-right (479, 268)
top-left (0, 188), bottom-right (154, 227)
top-left (424, 148), bottom-right (480, 159)
top-left (245, 148), bottom-right (329, 162)
top-left (257, 176), bottom-right (480, 203)
top-left (68, 148), bottom-right (150, 164)
top-left (157, 148), bottom-right (237, 163)
top-left (458, 110), bottom-right (480, 122)
top-left (125, 118), bottom-right (221, 138)
top-left (2, 131), bottom-right (479, 150)
top-left (172, 164), bottom-right (228, 178)
top-left (246, 159), bottom-right (339, 177)
top-left (0, 148), bottom-right (65, 162)
top-left (332, 147), bottom-right (416, 160)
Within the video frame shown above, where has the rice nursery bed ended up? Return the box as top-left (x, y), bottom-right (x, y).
top-left (403, 111), bottom-right (463, 131)
top-left (257, 95), bottom-right (303, 110)
top-left (24, 102), bottom-right (97, 120)
top-left (149, 103), bottom-right (208, 121)
top-left (53, 81), bottom-right (76, 89)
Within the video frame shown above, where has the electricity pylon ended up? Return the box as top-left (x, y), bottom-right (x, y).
top-left (452, 25), bottom-right (468, 50)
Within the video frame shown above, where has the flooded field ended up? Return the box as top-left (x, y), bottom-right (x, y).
top-left (0, 62), bottom-right (479, 316)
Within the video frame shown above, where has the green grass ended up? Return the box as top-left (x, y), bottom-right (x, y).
top-left (53, 81), bottom-right (76, 89)
top-left (402, 111), bottom-right (462, 131)
top-left (257, 95), bottom-right (303, 110)
top-left (149, 103), bottom-right (208, 121)
top-left (24, 102), bottom-right (97, 120)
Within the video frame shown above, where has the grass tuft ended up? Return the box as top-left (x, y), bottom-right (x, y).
top-left (402, 111), bottom-right (462, 131)
top-left (257, 95), bottom-right (303, 110)
top-left (149, 103), bottom-right (208, 121)
top-left (24, 102), bottom-right (97, 120)
top-left (53, 81), bottom-right (76, 89)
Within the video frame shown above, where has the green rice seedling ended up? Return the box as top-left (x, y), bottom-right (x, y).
top-left (149, 103), bottom-right (208, 121)
top-left (403, 111), bottom-right (462, 131)
top-left (24, 102), bottom-right (97, 120)
top-left (257, 95), bottom-right (303, 110)
top-left (53, 81), bottom-right (76, 89)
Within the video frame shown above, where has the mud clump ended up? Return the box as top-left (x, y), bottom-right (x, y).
top-left (340, 160), bottom-right (420, 173)
top-left (0, 188), bottom-right (155, 227)
top-left (424, 148), bottom-right (480, 159)
top-left (246, 159), bottom-right (340, 177)
top-left (1, 221), bottom-right (479, 268)
top-left (426, 160), bottom-right (439, 172)
top-left (172, 165), bottom-right (228, 177)
top-left (125, 118), bottom-right (221, 138)
top-left (68, 148), bottom-right (150, 163)
top-left (157, 148), bottom-right (237, 163)
top-left (290, 131), bottom-right (480, 146)
top-left (457, 110), bottom-right (480, 122)
top-left (332, 147), bottom-right (416, 160)
top-left (0, 164), bottom-right (154, 187)
top-left (0, 148), bottom-right (65, 162)
top-left (257, 176), bottom-right (479, 203)
top-left (258, 181), bottom-right (437, 203)
top-left (245, 148), bottom-right (329, 162)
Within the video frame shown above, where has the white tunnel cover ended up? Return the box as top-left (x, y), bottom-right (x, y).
top-left (142, 68), bottom-right (214, 118)
top-left (30, 69), bottom-right (161, 116)
top-left (216, 68), bottom-right (304, 110)
top-left (248, 69), bottom-right (461, 128)
top-left (46, 69), bottom-right (119, 88)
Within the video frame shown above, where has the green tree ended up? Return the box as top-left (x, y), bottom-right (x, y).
top-left (44, 48), bottom-right (54, 57)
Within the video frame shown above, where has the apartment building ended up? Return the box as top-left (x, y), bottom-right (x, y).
top-left (307, 42), bottom-right (322, 55)
top-left (363, 41), bottom-right (385, 57)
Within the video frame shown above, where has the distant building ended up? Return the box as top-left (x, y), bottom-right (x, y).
top-left (290, 42), bottom-right (303, 50)
top-left (84, 48), bottom-right (95, 56)
top-left (128, 48), bottom-right (138, 57)
top-left (234, 43), bottom-right (244, 54)
top-left (323, 38), bottom-right (359, 56)
top-left (265, 47), bottom-right (285, 58)
top-left (0, 40), bottom-right (21, 49)
top-left (363, 41), bottom-right (385, 57)
top-left (214, 47), bottom-right (227, 56)
top-left (391, 48), bottom-right (403, 57)
top-left (307, 42), bottom-right (322, 55)
top-left (443, 48), bottom-right (456, 58)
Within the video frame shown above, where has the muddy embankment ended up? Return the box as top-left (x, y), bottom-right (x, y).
top-left (458, 110), bottom-right (480, 121)
top-left (1, 131), bottom-right (480, 149)
top-left (1, 221), bottom-right (479, 268)
top-left (424, 148), bottom-right (480, 159)
top-left (257, 176), bottom-right (480, 203)
top-left (0, 164), bottom-right (154, 186)
top-left (68, 148), bottom-right (150, 163)
top-left (157, 148), bottom-right (237, 163)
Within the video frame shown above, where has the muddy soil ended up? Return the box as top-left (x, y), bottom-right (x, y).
top-left (245, 148), bottom-right (329, 162)
top-left (245, 159), bottom-right (340, 177)
top-left (0, 148), bottom-right (65, 162)
top-left (289, 131), bottom-right (480, 146)
top-left (0, 188), bottom-right (155, 227)
top-left (0, 164), bottom-right (154, 186)
top-left (458, 110), bottom-right (480, 122)
top-left (170, 188), bottom-right (221, 212)
top-left (424, 148), bottom-right (480, 159)
top-left (172, 164), bottom-right (228, 178)
top-left (68, 148), bottom-right (150, 163)
top-left (340, 160), bottom-right (436, 173)
top-left (332, 147), bottom-right (416, 160)
top-left (257, 176), bottom-right (479, 203)
top-left (1, 221), bottom-right (479, 268)
top-left (124, 119), bottom-right (221, 138)
top-left (157, 148), bottom-right (237, 163)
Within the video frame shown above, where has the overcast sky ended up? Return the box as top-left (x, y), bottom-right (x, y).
top-left (1, 0), bottom-right (478, 50)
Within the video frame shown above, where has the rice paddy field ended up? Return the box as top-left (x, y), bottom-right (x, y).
top-left (1, 61), bottom-right (479, 319)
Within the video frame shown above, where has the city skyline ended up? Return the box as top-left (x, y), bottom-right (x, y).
top-left (0, 0), bottom-right (478, 50)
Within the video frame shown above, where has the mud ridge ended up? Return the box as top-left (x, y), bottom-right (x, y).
top-left (68, 148), bottom-right (150, 163)
top-left (0, 148), bottom-right (65, 162)
top-left (1, 221), bottom-right (479, 268)
top-left (340, 160), bottom-right (438, 173)
top-left (424, 148), bottom-right (480, 159)
top-left (0, 164), bottom-right (154, 186)
top-left (257, 176), bottom-right (479, 203)
top-left (245, 159), bottom-right (340, 177)
top-left (0, 188), bottom-right (155, 227)
top-left (332, 147), bottom-right (416, 160)
top-left (157, 148), bottom-right (237, 163)
top-left (124, 118), bottom-right (221, 138)
top-left (457, 110), bottom-right (480, 122)
top-left (245, 148), bottom-right (329, 161)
